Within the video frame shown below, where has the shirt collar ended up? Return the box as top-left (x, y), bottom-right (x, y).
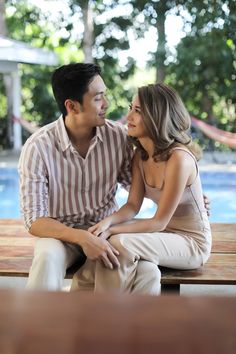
top-left (56, 115), bottom-right (71, 152)
top-left (95, 125), bottom-right (104, 142)
top-left (56, 115), bottom-right (105, 152)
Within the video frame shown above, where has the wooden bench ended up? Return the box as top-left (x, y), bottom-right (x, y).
top-left (1, 290), bottom-right (236, 354)
top-left (0, 219), bottom-right (236, 294)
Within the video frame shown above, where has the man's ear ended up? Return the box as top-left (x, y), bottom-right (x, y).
top-left (65, 99), bottom-right (80, 114)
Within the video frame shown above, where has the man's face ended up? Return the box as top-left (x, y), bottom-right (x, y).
top-left (77, 75), bottom-right (108, 128)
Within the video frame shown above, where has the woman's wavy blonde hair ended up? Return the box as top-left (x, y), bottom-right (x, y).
top-left (130, 83), bottom-right (201, 161)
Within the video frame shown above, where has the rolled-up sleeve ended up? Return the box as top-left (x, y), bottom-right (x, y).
top-left (18, 141), bottom-right (49, 231)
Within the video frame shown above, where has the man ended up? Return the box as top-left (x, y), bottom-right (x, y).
top-left (19, 63), bottom-right (159, 292)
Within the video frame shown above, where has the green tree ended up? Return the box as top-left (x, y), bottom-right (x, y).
top-left (68, 0), bottom-right (136, 119)
top-left (168, 0), bottom-right (236, 149)
top-left (128, 0), bottom-right (235, 149)
top-left (129, 0), bottom-right (175, 82)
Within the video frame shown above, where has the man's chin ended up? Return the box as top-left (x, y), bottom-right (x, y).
top-left (97, 116), bottom-right (106, 124)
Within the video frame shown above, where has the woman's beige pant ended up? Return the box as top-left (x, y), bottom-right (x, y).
top-left (72, 231), bottom-right (204, 295)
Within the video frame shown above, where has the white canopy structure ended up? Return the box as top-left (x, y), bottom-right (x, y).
top-left (0, 36), bottom-right (59, 150)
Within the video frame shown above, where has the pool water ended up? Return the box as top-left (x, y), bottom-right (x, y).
top-left (0, 168), bottom-right (236, 222)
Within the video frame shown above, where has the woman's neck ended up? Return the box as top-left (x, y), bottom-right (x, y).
top-left (139, 137), bottom-right (154, 158)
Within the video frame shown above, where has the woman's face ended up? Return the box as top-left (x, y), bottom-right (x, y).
top-left (126, 96), bottom-right (148, 138)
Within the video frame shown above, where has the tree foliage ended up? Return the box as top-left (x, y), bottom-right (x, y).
top-left (167, 0), bottom-right (236, 149)
top-left (128, 0), bottom-right (235, 149)
top-left (0, 0), bottom-right (235, 150)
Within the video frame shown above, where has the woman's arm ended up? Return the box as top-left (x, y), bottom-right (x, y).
top-left (89, 152), bottom-right (145, 236)
top-left (107, 150), bottom-right (196, 235)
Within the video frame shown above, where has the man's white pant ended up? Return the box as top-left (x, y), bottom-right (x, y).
top-left (26, 238), bottom-right (84, 290)
top-left (27, 237), bottom-right (161, 293)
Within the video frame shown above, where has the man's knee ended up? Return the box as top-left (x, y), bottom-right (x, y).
top-left (34, 238), bottom-right (67, 265)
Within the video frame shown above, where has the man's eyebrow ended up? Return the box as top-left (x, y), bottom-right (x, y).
top-left (94, 91), bottom-right (106, 96)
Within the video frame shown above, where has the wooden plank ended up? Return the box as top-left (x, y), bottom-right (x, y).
top-left (1, 253), bottom-right (236, 285)
top-left (0, 257), bottom-right (33, 277)
top-left (0, 238), bottom-right (35, 246)
top-left (0, 245), bottom-right (34, 257)
top-left (161, 254), bottom-right (236, 285)
top-left (211, 223), bottom-right (236, 253)
top-left (0, 219), bottom-right (36, 277)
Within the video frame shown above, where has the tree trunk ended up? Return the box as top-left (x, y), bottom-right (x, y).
top-left (202, 94), bottom-right (215, 124)
top-left (155, 1), bottom-right (167, 83)
top-left (81, 0), bottom-right (94, 63)
top-left (0, 0), bottom-right (7, 35)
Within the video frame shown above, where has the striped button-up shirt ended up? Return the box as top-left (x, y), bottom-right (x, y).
top-left (18, 116), bottom-right (133, 230)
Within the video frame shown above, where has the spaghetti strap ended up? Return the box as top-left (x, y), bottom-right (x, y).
top-left (171, 147), bottom-right (199, 176)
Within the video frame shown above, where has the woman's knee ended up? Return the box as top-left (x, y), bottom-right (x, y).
top-left (108, 234), bottom-right (133, 255)
top-left (133, 261), bottom-right (161, 295)
top-left (109, 234), bottom-right (140, 263)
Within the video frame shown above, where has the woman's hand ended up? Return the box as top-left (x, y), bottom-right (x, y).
top-left (88, 218), bottom-right (112, 237)
top-left (99, 229), bottom-right (112, 240)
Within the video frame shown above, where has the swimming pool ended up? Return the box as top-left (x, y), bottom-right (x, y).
top-left (0, 167), bottom-right (236, 222)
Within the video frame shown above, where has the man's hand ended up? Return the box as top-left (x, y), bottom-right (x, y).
top-left (80, 232), bottom-right (120, 269)
top-left (203, 194), bottom-right (211, 216)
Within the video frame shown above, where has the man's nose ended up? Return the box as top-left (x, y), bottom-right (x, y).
top-left (103, 96), bottom-right (108, 109)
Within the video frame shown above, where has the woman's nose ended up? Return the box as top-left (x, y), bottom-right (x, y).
top-left (126, 110), bottom-right (133, 121)
top-left (126, 114), bottom-right (130, 124)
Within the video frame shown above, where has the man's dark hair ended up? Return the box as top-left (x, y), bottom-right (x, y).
top-left (51, 63), bottom-right (101, 116)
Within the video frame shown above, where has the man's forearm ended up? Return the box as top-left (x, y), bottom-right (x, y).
top-left (29, 217), bottom-right (120, 268)
top-left (29, 217), bottom-right (87, 246)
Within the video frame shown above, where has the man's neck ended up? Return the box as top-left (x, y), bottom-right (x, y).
top-left (64, 114), bottom-right (96, 157)
top-left (64, 114), bottom-right (95, 142)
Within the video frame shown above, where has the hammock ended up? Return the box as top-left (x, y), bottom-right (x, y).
top-left (12, 115), bottom-right (39, 134)
top-left (191, 116), bottom-right (236, 149)
top-left (12, 114), bottom-right (236, 148)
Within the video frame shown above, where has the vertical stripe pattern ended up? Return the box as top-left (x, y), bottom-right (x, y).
top-left (18, 116), bottom-right (133, 230)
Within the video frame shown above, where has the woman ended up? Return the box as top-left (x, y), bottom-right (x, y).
top-left (71, 83), bottom-right (212, 294)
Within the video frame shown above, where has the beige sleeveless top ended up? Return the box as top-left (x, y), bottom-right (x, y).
top-left (139, 147), bottom-right (212, 256)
